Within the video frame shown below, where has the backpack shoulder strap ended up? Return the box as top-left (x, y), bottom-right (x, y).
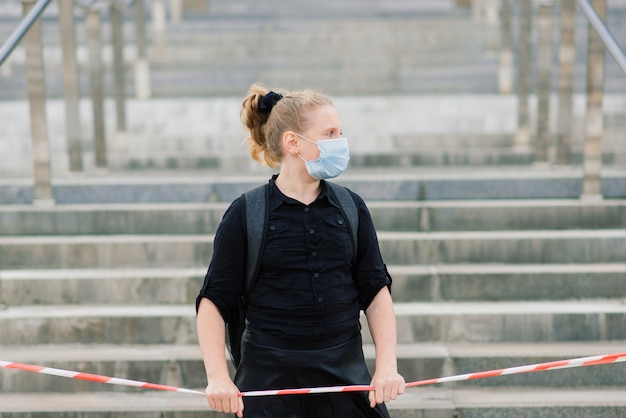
top-left (325, 181), bottom-right (358, 259)
top-left (227, 183), bottom-right (269, 368)
top-left (243, 183), bottom-right (270, 296)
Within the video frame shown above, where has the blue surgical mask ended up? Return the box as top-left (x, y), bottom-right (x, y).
top-left (296, 134), bottom-right (350, 180)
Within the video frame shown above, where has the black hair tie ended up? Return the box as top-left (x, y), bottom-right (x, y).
top-left (258, 91), bottom-right (283, 113)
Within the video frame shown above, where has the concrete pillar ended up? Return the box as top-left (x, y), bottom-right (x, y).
top-left (22, 0), bottom-right (54, 205)
top-left (86, 7), bottom-right (107, 167)
top-left (110, 0), bottom-right (126, 133)
top-left (582, 0), bottom-right (607, 199)
top-left (0, 277), bottom-right (4, 309)
top-left (484, 0), bottom-right (498, 25)
top-left (152, 0), bottom-right (167, 57)
top-left (515, 0), bottom-right (533, 152)
top-left (482, 0), bottom-right (499, 53)
top-left (58, 0), bottom-right (83, 172)
top-left (170, 0), bottom-right (183, 23)
top-left (471, 0), bottom-right (483, 19)
top-left (134, 0), bottom-right (151, 99)
top-left (535, 2), bottom-right (555, 164)
top-left (1, 54), bottom-right (12, 77)
top-left (471, 0), bottom-right (498, 23)
top-left (499, 0), bottom-right (513, 94)
top-left (556, 0), bottom-right (576, 165)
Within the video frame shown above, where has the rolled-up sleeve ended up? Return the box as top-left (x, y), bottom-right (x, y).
top-left (349, 191), bottom-right (392, 311)
top-left (195, 197), bottom-right (246, 322)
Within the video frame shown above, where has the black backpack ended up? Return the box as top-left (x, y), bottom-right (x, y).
top-left (227, 181), bottom-right (359, 367)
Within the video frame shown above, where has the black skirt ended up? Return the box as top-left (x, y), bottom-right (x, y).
top-left (234, 324), bottom-right (390, 418)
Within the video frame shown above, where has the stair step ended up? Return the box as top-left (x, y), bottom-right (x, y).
top-left (0, 304), bottom-right (197, 345)
top-left (0, 388), bottom-right (625, 417)
top-left (0, 203), bottom-right (230, 236)
top-left (2, 301), bottom-right (625, 345)
top-left (377, 229), bottom-right (626, 264)
top-left (2, 199), bottom-right (625, 235)
top-left (390, 263), bottom-right (626, 302)
top-left (1, 230), bottom-right (624, 268)
top-left (0, 392), bottom-right (212, 416)
top-left (387, 300), bottom-right (626, 343)
top-left (2, 169), bottom-right (626, 204)
top-left (2, 264), bottom-right (624, 306)
top-left (0, 235), bottom-right (214, 269)
top-left (0, 268), bottom-right (205, 306)
top-left (446, 388), bottom-right (626, 418)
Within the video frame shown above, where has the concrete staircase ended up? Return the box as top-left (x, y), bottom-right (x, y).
top-left (2, 0), bottom-right (626, 179)
top-left (1, 169), bottom-right (625, 417)
top-left (2, 0), bottom-right (626, 100)
top-left (2, 0), bottom-right (626, 416)
top-left (0, 1), bottom-right (494, 99)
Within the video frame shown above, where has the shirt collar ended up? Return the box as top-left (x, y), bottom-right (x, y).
top-left (269, 174), bottom-right (328, 211)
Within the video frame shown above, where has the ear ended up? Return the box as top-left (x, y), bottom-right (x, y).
top-left (282, 131), bottom-right (300, 156)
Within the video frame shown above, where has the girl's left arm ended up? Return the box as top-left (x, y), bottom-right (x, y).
top-left (365, 286), bottom-right (406, 408)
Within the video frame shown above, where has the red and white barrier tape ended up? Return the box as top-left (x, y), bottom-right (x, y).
top-left (0, 360), bottom-right (203, 395)
top-left (1, 352), bottom-right (625, 397)
top-left (405, 351), bottom-right (626, 388)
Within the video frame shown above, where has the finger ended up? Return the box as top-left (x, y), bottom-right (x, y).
top-left (220, 398), bottom-right (233, 413)
top-left (215, 399), bottom-right (225, 413)
top-left (398, 380), bottom-right (406, 395)
top-left (385, 383), bottom-right (394, 402)
top-left (228, 395), bottom-right (240, 414)
top-left (368, 390), bottom-right (377, 408)
top-left (392, 378), bottom-right (406, 400)
top-left (376, 386), bottom-right (385, 405)
top-left (206, 396), bottom-right (216, 410)
top-left (388, 386), bottom-right (397, 401)
top-left (238, 398), bottom-right (245, 418)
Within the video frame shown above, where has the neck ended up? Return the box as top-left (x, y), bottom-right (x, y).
top-left (275, 170), bottom-right (320, 205)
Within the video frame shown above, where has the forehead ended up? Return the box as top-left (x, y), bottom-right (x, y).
top-left (303, 104), bottom-right (341, 131)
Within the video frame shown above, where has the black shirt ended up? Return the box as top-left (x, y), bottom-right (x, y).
top-left (197, 176), bottom-right (391, 349)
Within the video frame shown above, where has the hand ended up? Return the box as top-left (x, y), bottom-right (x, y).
top-left (368, 368), bottom-right (406, 408)
top-left (204, 375), bottom-right (244, 417)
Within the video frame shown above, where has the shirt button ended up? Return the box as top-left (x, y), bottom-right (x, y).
top-left (313, 273), bottom-right (319, 278)
top-left (316, 297), bottom-right (323, 303)
top-left (304, 207), bottom-right (310, 212)
top-left (337, 219), bottom-right (344, 225)
top-left (270, 225), bottom-right (276, 231)
top-left (309, 229), bottom-right (315, 234)
top-left (311, 251), bottom-right (317, 256)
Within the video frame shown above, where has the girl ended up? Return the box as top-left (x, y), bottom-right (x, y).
top-left (196, 84), bottom-right (405, 417)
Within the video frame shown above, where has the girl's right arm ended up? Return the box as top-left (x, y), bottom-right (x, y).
top-left (197, 298), bottom-right (244, 418)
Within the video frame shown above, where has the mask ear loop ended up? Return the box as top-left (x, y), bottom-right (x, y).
top-left (294, 133), bottom-right (317, 146)
top-left (294, 133), bottom-right (315, 163)
top-left (295, 149), bottom-right (308, 163)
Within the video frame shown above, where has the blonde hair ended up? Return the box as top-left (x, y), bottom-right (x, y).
top-left (240, 84), bottom-right (334, 168)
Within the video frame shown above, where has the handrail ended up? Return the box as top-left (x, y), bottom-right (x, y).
top-left (0, 0), bottom-right (54, 67)
top-left (576, 0), bottom-right (626, 76)
top-left (0, 0), bottom-right (138, 68)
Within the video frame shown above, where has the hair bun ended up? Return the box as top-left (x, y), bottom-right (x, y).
top-left (258, 91), bottom-right (283, 113)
